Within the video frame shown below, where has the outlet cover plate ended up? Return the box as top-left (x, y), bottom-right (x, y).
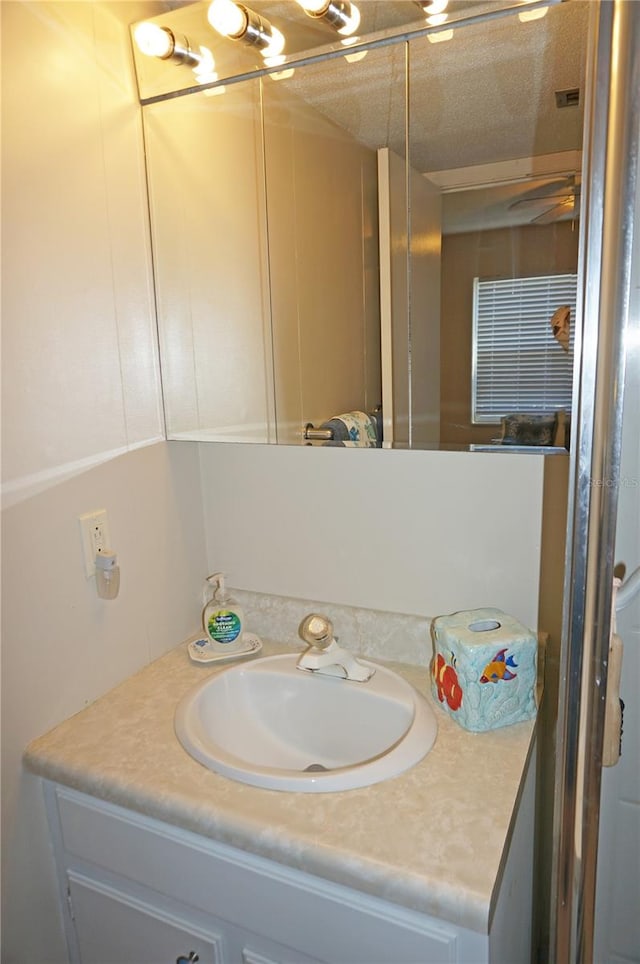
top-left (79, 510), bottom-right (110, 577)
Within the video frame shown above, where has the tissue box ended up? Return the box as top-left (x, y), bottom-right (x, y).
top-left (430, 608), bottom-right (537, 732)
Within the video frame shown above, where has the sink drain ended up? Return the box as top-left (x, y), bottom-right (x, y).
top-left (303, 763), bottom-right (330, 772)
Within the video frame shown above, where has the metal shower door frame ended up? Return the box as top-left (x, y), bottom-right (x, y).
top-left (551, 1), bottom-right (640, 961)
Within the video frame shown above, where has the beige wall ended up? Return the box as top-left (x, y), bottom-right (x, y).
top-left (199, 443), bottom-right (546, 632)
top-left (144, 83), bottom-right (276, 442)
top-left (379, 152), bottom-right (442, 446)
top-left (146, 70), bottom-right (382, 445)
top-left (378, 147), bottom-right (410, 445)
top-left (440, 221), bottom-right (580, 445)
top-left (1, 5), bottom-right (206, 961)
top-left (1, 1), bottom-right (165, 490)
top-left (264, 80), bottom-right (381, 443)
top-left (0, 5), bottom-right (568, 962)
top-left (409, 171), bottom-right (441, 445)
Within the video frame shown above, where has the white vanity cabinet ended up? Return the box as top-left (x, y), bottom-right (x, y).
top-left (43, 769), bottom-right (534, 964)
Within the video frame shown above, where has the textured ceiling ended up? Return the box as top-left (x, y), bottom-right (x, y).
top-left (265, 1), bottom-right (589, 230)
top-left (275, 1), bottom-right (589, 174)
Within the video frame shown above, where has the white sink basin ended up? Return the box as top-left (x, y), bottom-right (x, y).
top-left (175, 654), bottom-right (437, 792)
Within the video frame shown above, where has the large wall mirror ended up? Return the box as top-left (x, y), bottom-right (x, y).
top-left (134, 0), bottom-right (589, 449)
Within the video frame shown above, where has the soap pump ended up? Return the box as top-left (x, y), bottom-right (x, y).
top-left (202, 572), bottom-right (245, 652)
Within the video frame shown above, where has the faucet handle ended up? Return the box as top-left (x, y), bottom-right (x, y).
top-left (297, 613), bottom-right (375, 682)
top-left (299, 613), bottom-right (334, 649)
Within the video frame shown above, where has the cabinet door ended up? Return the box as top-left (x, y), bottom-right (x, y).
top-left (68, 872), bottom-right (224, 964)
top-left (238, 936), bottom-right (324, 964)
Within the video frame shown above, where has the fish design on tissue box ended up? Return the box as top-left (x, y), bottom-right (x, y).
top-left (430, 608), bottom-right (538, 732)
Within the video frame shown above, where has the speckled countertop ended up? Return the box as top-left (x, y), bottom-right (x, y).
top-left (24, 638), bottom-right (536, 935)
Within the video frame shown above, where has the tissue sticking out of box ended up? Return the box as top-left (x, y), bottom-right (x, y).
top-left (430, 608), bottom-right (538, 732)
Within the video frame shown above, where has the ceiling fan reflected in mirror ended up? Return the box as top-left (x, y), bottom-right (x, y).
top-left (508, 174), bottom-right (582, 224)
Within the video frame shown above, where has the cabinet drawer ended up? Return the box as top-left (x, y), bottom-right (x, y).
top-left (53, 787), bottom-right (462, 964)
top-left (68, 871), bottom-right (223, 964)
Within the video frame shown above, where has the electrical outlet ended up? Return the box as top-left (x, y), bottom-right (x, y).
top-left (79, 510), bottom-right (111, 578)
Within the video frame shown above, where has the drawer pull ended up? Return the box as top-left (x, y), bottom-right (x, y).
top-left (176, 953), bottom-right (199, 963)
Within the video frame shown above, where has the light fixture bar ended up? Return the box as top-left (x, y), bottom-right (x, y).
top-left (243, 8), bottom-right (280, 49)
top-left (295, 0), bottom-right (361, 37)
top-left (208, 0), bottom-right (285, 57)
top-left (133, 22), bottom-right (201, 67)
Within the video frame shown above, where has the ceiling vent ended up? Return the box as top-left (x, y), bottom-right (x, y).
top-left (555, 88), bottom-right (581, 109)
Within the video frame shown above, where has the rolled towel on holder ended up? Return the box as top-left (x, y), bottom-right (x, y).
top-left (320, 411), bottom-right (379, 447)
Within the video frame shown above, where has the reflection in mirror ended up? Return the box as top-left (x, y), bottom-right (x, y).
top-left (131, 0), bottom-right (516, 100)
top-left (139, 0), bottom-right (589, 449)
top-left (262, 45), bottom-right (406, 443)
top-left (144, 78), bottom-right (276, 441)
top-left (408, 3), bottom-right (587, 448)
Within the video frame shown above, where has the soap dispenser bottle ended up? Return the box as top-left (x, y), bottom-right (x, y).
top-left (202, 573), bottom-right (245, 652)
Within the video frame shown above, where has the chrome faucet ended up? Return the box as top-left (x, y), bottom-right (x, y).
top-left (297, 614), bottom-right (375, 682)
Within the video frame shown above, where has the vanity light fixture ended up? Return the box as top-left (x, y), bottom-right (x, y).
top-left (207, 0), bottom-right (285, 58)
top-left (133, 21), bottom-right (202, 67)
top-left (294, 0), bottom-right (361, 38)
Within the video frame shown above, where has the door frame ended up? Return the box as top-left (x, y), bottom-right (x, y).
top-left (551, 1), bottom-right (640, 960)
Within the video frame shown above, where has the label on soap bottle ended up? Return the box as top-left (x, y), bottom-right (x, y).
top-left (207, 609), bottom-right (242, 644)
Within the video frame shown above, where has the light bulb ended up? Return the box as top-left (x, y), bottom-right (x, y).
top-left (426, 12), bottom-right (448, 26)
top-left (208, 0), bottom-right (285, 57)
top-left (296, 0), bottom-right (329, 12)
top-left (208, 0), bottom-right (248, 38)
top-left (134, 22), bottom-right (174, 59)
top-left (296, 0), bottom-right (359, 37)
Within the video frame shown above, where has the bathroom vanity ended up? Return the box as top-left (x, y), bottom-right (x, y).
top-left (25, 638), bottom-right (537, 964)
